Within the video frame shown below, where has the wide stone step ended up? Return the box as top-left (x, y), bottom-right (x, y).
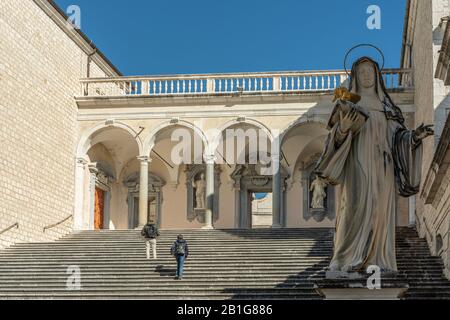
top-left (8, 243), bottom-right (332, 249)
top-left (0, 277), bottom-right (450, 290)
top-left (0, 259), bottom-right (442, 266)
top-left (0, 286), bottom-right (319, 293)
top-left (0, 293), bottom-right (321, 300)
top-left (0, 252), bottom-right (332, 257)
top-left (0, 283), bottom-right (317, 290)
top-left (0, 227), bottom-right (447, 300)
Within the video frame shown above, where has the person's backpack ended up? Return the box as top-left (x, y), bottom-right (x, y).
top-left (147, 226), bottom-right (156, 238)
top-left (175, 241), bottom-right (185, 255)
top-left (143, 225), bottom-right (158, 238)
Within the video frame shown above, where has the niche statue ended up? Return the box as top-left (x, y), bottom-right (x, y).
top-left (310, 175), bottom-right (327, 209)
top-left (192, 172), bottom-right (206, 209)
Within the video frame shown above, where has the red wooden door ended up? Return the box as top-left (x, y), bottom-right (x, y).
top-left (94, 187), bottom-right (105, 230)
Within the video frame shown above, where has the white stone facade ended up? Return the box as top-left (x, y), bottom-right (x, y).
top-left (0, 0), bottom-right (118, 248)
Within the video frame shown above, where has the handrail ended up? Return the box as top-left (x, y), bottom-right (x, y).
top-left (0, 223), bottom-right (19, 236)
top-left (80, 68), bottom-right (413, 82)
top-left (43, 215), bottom-right (73, 233)
top-left (79, 68), bottom-right (414, 98)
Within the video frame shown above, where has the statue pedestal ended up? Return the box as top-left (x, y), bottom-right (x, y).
top-left (194, 208), bottom-right (214, 229)
top-left (310, 208), bottom-right (326, 222)
top-left (194, 208), bottom-right (206, 223)
top-left (314, 273), bottom-right (409, 300)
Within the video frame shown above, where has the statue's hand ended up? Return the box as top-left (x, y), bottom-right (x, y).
top-left (413, 123), bottom-right (434, 142)
top-left (339, 107), bottom-right (358, 133)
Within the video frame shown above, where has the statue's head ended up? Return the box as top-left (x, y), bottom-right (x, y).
top-left (350, 57), bottom-right (381, 93)
top-left (348, 56), bottom-right (405, 124)
top-left (356, 60), bottom-right (376, 89)
top-left (200, 172), bottom-right (205, 180)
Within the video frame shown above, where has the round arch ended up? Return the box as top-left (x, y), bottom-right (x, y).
top-left (209, 118), bottom-right (275, 155)
top-left (77, 121), bottom-right (143, 157)
top-left (142, 119), bottom-right (209, 157)
top-left (280, 118), bottom-right (328, 144)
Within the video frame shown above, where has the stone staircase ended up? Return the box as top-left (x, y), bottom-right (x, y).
top-left (0, 227), bottom-right (449, 299)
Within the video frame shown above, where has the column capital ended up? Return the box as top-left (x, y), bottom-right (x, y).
top-left (88, 162), bottom-right (98, 174)
top-left (137, 156), bottom-right (151, 163)
top-left (76, 157), bottom-right (88, 166)
top-left (203, 154), bottom-right (217, 164)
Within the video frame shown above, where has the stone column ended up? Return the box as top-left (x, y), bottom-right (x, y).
top-left (74, 157), bottom-right (88, 230)
top-left (272, 154), bottom-right (282, 228)
top-left (138, 156), bottom-right (150, 228)
top-left (203, 155), bottom-right (216, 229)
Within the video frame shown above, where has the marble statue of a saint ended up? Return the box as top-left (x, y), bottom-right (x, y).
top-left (310, 175), bottom-right (327, 209)
top-left (192, 173), bottom-right (206, 209)
top-left (315, 57), bottom-right (433, 274)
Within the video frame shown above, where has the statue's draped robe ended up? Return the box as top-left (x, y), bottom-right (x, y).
top-left (316, 101), bottom-right (422, 272)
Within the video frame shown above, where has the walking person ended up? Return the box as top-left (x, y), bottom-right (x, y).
top-left (141, 222), bottom-right (160, 259)
top-left (171, 234), bottom-right (189, 280)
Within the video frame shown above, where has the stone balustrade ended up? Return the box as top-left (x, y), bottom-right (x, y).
top-left (79, 69), bottom-right (413, 98)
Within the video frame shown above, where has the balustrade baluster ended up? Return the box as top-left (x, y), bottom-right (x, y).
top-left (80, 69), bottom-right (410, 97)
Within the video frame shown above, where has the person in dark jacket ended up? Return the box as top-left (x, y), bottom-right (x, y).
top-left (171, 234), bottom-right (189, 280)
top-left (141, 222), bottom-right (160, 259)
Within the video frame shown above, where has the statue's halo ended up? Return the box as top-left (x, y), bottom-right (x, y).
top-left (344, 44), bottom-right (385, 76)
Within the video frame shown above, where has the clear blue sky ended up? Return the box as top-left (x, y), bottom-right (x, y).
top-left (55, 0), bottom-right (406, 75)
